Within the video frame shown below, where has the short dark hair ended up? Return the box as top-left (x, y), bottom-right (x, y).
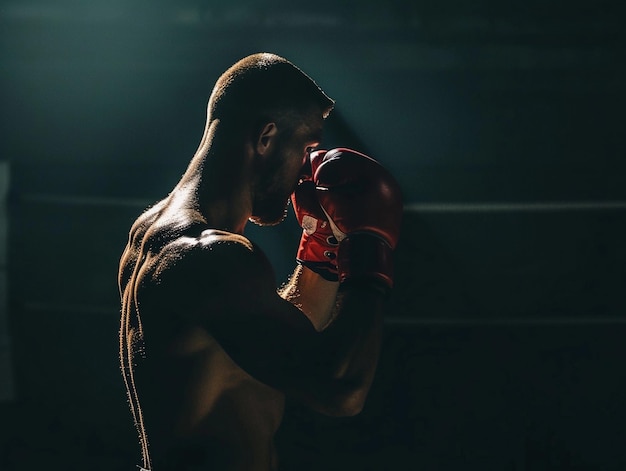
top-left (208, 53), bottom-right (334, 131)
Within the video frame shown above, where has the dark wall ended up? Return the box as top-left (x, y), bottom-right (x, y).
top-left (1, 1), bottom-right (625, 470)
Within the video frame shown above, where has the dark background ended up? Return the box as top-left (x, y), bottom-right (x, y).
top-left (1, 1), bottom-right (625, 469)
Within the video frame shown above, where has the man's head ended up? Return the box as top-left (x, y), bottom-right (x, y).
top-left (208, 53), bottom-right (334, 131)
top-left (208, 53), bottom-right (334, 226)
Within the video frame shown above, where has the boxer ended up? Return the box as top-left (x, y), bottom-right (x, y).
top-left (118, 53), bottom-right (402, 470)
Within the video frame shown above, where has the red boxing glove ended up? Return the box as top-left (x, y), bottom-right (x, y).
top-left (291, 150), bottom-right (341, 281)
top-left (313, 148), bottom-right (403, 289)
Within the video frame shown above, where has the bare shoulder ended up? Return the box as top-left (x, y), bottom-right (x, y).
top-left (198, 229), bottom-right (253, 247)
top-left (161, 229), bottom-right (273, 281)
top-left (197, 229), bottom-right (257, 260)
top-left (146, 228), bottom-right (279, 312)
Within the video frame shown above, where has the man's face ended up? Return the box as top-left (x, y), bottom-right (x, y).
top-left (249, 116), bottom-right (323, 226)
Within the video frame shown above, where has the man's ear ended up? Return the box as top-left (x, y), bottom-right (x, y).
top-left (256, 122), bottom-right (278, 156)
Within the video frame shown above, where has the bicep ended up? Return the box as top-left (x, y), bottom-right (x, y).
top-left (208, 295), bottom-right (317, 390)
top-left (187, 235), bottom-right (318, 388)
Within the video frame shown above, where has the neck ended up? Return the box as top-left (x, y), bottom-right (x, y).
top-left (174, 118), bottom-right (254, 234)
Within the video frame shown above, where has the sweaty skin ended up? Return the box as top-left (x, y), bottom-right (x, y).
top-left (120, 207), bottom-right (289, 470)
top-left (119, 116), bottom-right (384, 470)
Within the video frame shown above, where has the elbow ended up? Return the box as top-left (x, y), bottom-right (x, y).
top-left (296, 376), bottom-right (373, 417)
top-left (333, 397), bottom-right (365, 417)
top-left (323, 388), bottom-right (368, 417)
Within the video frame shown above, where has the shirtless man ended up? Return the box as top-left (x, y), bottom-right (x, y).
top-left (118, 53), bottom-right (403, 470)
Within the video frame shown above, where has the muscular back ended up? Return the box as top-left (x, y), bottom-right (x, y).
top-left (119, 199), bottom-right (288, 471)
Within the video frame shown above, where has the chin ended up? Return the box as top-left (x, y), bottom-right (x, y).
top-left (248, 213), bottom-right (286, 227)
top-left (249, 200), bottom-right (290, 227)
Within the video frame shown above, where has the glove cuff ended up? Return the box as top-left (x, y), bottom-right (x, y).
top-left (295, 229), bottom-right (339, 281)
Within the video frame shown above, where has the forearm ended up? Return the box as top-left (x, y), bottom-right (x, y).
top-left (283, 146), bottom-right (401, 415)
top-left (285, 282), bottom-right (385, 416)
top-left (279, 264), bottom-right (339, 331)
top-left (320, 285), bottom-right (383, 384)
